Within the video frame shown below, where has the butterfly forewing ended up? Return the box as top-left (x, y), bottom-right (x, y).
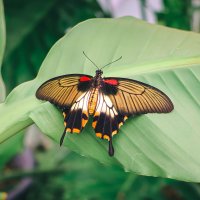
top-left (36, 74), bottom-right (92, 146)
top-left (104, 77), bottom-right (174, 116)
top-left (36, 74), bottom-right (92, 108)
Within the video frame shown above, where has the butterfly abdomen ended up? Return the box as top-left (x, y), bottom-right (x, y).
top-left (88, 88), bottom-right (99, 115)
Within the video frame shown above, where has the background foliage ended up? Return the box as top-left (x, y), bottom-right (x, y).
top-left (1, 0), bottom-right (200, 200)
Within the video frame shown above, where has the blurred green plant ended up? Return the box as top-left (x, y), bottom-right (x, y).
top-left (0, 0), bottom-right (24, 173)
top-left (1, 150), bottom-right (200, 200)
top-left (0, 0), bottom-right (6, 101)
top-left (2, 0), bottom-right (108, 92)
top-left (156, 0), bottom-right (191, 30)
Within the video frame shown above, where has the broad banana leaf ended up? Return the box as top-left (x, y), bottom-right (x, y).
top-left (1, 17), bottom-right (200, 182)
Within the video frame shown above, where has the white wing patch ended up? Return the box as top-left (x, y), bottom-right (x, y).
top-left (63, 91), bottom-right (91, 134)
top-left (70, 91), bottom-right (90, 115)
top-left (94, 92), bottom-right (118, 119)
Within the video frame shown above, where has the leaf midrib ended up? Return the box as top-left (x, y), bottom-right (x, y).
top-left (105, 57), bottom-right (200, 76)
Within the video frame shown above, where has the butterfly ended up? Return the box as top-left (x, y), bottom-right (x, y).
top-left (36, 52), bottom-right (174, 156)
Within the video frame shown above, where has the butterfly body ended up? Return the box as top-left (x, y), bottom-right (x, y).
top-left (36, 69), bottom-right (173, 156)
top-left (88, 88), bottom-right (99, 115)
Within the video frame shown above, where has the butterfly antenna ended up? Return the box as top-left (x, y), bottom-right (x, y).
top-left (100, 56), bottom-right (122, 70)
top-left (83, 51), bottom-right (99, 69)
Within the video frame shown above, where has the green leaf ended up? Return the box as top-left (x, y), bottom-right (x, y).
top-left (0, 131), bottom-right (24, 169)
top-left (1, 17), bottom-right (200, 182)
top-left (2, 0), bottom-right (58, 92)
top-left (0, 0), bottom-right (6, 101)
top-left (4, 0), bottom-right (57, 60)
top-left (0, 1), bottom-right (24, 168)
top-left (2, 0), bottom-right (107, 92)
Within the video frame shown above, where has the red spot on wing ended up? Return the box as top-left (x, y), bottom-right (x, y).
top-left (80, 76), bottom-right (91, 82)
top-left (104, 79), bottom-right (118, 86)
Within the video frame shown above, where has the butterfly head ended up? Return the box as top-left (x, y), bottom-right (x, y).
top-left (96, 69), bottom-right (103, 77)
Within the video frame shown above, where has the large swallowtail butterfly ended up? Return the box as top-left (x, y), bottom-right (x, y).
top-left (36, 52), bottom-right (174, 156)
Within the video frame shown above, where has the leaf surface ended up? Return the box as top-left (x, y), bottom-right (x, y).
top-left (0, 0), bottom-right (6, 101)
top-left (1, 17), bottom-right (200, 182)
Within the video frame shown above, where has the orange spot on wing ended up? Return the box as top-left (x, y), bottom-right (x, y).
top-left (92, 121), bottom-right (97, 128)
top-left (96, 133), bottom-right (102, 138)
top-left (73, 128), bottom-right (81, 133)
top-left (66, 128), bottom-right (72, 132)
top-left (103, 135), bottom-right (110, 141)
top-left (124, 116), bottom-right (128, 121)
top-left (82, 119), bottom-right (88, 127)
top-left (63, 112), bottom-right (66, 118)
top-left (112, 130), bottom-right (118, 136)
top-left (64, 122), bottom-right (67, 127)
top-left (119, 122), bottom-right (123, 128)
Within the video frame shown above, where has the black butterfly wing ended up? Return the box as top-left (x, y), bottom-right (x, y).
top-left (102, 77), bottom-right (174, 117)
top-left (36, 74), bottom-right (93, 145)
top-left (92, 90), bottom-right (127, 156)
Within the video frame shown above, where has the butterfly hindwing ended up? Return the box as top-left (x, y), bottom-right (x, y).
top-left (60, 91), bottom-right (91, 145)
top-left (92, 91), bottom-right (128, 156)
top-left (103, 77), bottom-right (174, 116)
